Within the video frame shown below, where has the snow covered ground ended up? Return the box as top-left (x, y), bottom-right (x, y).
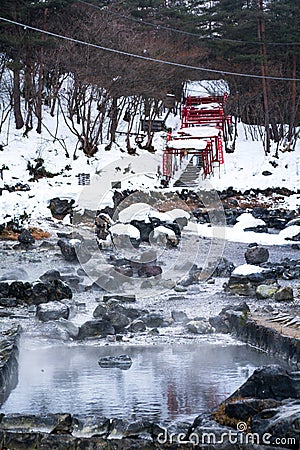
top-left (0, 80), bottom-right (299, 246)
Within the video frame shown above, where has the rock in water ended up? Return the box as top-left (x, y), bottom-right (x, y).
top-left (98, 354), bottom-right (132, 370)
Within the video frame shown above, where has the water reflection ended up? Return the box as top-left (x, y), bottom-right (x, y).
top-left (1, 336), bottom-right (287, 421)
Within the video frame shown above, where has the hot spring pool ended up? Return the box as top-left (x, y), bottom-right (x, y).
top-left (1, 335), bottom-right (288, 422)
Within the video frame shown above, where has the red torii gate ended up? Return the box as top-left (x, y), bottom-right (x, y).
top-left (163, 94), bottom-right (230, 182)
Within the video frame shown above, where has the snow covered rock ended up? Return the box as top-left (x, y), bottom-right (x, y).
top-left (279, 225), bottom-right (300, 241)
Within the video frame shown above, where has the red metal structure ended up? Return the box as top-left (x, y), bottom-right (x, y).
top-left (163, 94), bottom-right (231, 182)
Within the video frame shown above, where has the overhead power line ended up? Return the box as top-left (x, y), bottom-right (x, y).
top-left (0, 16), bottom-right (299, 82)
top-left (78, 0), bottom-right (300, 47)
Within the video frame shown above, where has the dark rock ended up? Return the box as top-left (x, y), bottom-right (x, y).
top-left (105, 311), bottom-right (130, 332)
top-left (128, 319), bottom-right (146, 332)
top-left (18, 229), bottom-right (35, 246)
top-left (57, 239), bottom-right (78, 262)
top-left (78, 319), bottom-right (115, 339)
top-left (262, 170), bottom-right (272, 176)
top-left (36, 302), bottom-right (70, 322)
top-left (251, 400), bottom-right (300, 449)
top-left (47, 279), bottom-right (72, 301)
top-left (28, 281), bottom-right (50, 305)
top-left (230, 365), bottom-right (300, 401)
top-left (108, 418), bottom-right (152, 439)
top-left (274, 286), bottom-right (294, 302)
top-left (209, 315), bottom-right (229, 333)
top-left (245, 246), bottom-right (269, 264)
top-left (130, 219), bottom-right (156, 242)
top-left (213, 258), bottom-right (235, 277)
top-left (0, 298), bottom-right (18, 307)
top-left (0, 283), bottom-right (10, 298)
top-left (39, 269), bottom-right (61, 282)
top-left (8, 281), bottom-right (25, 300)
top-left (141, 313), bottom-right (164, 328)
top-left (244, 225), bottom-right (269, 233)
top-left (93, 304), bottom-right (107, 318)
top-left (48, 197), bottom-right (75, 220)
top-left (225, 398), bottom-right (281, 421)
top-left (98, 354), bottom-right (132, 370)
top-left (137, 264), bottom-right (162, 278)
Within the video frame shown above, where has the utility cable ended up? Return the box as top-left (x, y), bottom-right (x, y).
top-left (0, 16), bottom-right (299, 82)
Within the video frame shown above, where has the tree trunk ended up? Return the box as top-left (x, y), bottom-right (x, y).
top-left (36, 8), bottom-right (48, 134)
top-left (12, 66), bottom-right (24, 130)
top-left (288, 53), bottom-right (297, 143)
top-left (258, 0), bottom-right (270, 154)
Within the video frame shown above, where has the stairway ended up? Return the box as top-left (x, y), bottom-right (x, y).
top-left (173, 161), bottom-right (201, 187)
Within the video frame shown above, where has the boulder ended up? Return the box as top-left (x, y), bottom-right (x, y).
top-left (93, 304), bottom-right (107, 319)
top-left (274, 286), bottom-right (294, 302)
top-left (230, 365), bottom-right (299, 401)
top-left (141, 313), bottom-right (164, 328)
top-left (78, 319), bottom-right (115, 339)
top-left (36, 302), bottom-right (70, 322)
top-left (251, 400), bottom-right (300, 448)
top-left (245, 246), bottom-right (269, 265)
top-left (48, 197), bottom-right (74, 220)
top-left (128, 319), bottom-right (146, 333)
top-left (39, 269), bottom-right (61, 282)
top-left (57, 239), bottom-right (78, 261)
top-left (106, 311), bottom-right (130, 332)
top-left (256, 284), bottom-right (279, 299)
top-left (0, 298), bottom-right (18, 307)
top-left (186, 319), bottom-right (214, 334)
